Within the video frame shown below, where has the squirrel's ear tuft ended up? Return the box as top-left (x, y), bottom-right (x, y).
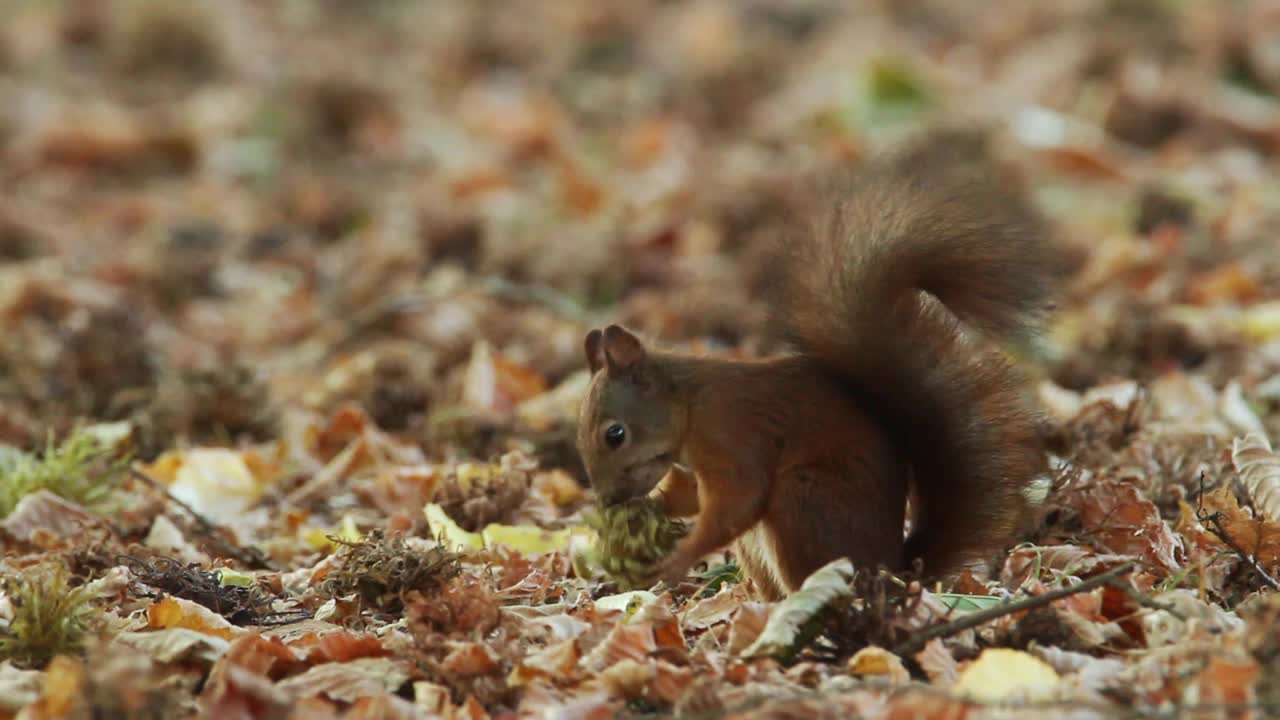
top-left (584, 328), bottom-right (605, 374)
top-left (602, 324), bottom-right (645, 371)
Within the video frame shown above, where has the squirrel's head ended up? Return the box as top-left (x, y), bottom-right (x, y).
top-left (576, 324), bottom-right (678, 507)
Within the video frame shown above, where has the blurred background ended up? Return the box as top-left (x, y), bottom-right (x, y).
top-left (2, 0), bottom-right (1279, 472)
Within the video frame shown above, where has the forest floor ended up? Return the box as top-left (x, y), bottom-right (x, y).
top-left (2, 1), bottom-right (1280, 718)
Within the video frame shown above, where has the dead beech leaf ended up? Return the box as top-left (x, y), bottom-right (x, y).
top-left (578, 618), bottom-right (658, 673)
top-left (1039, 145), bottom-right (1129, 182)
top-left (1194, 487), bottom-right (1280, 567)
top-left (634, 598), bottom-right (686, 654)
top-left (555, 154), bottom-right (605, 217)
top-left (953, 648), bottom-right (1060, 703)
top-left (649, 660), bottom-right (695, 704)
top-left (147, 596), bottom-right (240, 640)
top-left (725, 602), bottom-right (771, 655)
top-left (508, 639), bottom-right (581, 687)
top-left (1186, 657), bottom-right (1261, 712)
top-left (449, 167), bottom-right (512, 200)
top-left (115, 628), bottom-right (230, 665)
top-left (215, 634), bottom-right (303, 679)
top-left (0, 490), bottom-right (98, 544)
top-left (27, 656), bottom-right (85, 718)
top-left (441, 642), bottom-right (500, 677)
top-left (277, 657), bottom-right (411, 703)
top-left (36, 125), bottom-right (197, 175)
top-left (1233, 433), bottom-right (1280, 521)
top-left (201, 663), bottom-right (292, 720)
top-left (462, 341), bottom-right (548, 415)
top-left (621, 117), bottom-right (677, 169)
top-left (913, 639), bottom-right (959, 685)
top-left (1070, 481), bottom-right (1182, 572)
top-left (531, 469), bottom-right (584, 508)
top-left (681, 586), bottom-right (746, 631)
top-left (846, 646), bottom-right (910, 685)
top-left (298, 631), bottom-right (388, 664)
top-left (595, 658), bottom-right (653, 699)
top-left (1185, 262), bottom-right (1262, 306)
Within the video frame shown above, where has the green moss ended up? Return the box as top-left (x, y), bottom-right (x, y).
top-left (0, 430), bottom-right (127, 519)
top-left (0, 562), bottom-right (97, 669)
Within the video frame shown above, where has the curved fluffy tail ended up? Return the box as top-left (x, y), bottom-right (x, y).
top-left (768, 138), bottom-right (1059, 577)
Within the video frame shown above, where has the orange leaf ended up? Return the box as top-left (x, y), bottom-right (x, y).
top-left (1185, 262), bottom-right (1262, 305)
top-left (147, 596), bottom-right (238, 640)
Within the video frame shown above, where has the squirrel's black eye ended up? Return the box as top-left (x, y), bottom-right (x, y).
top-left (604, 423), bottom-right (626, 449)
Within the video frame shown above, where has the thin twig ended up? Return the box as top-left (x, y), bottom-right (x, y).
top-left (1199, 511), bottom-right (1280, 591)
top-left (129, 466), bottom-right (274, 571)
top-left (1193, 471), bottom-right (1280, 591)
top-left (1106, 580), bottom-right (1187, 621)
top-left (892, 562), bottom-right (1136, 657)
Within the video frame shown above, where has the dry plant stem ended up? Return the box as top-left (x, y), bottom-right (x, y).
top-left (1112, 583), bottom-right (1187, 621)
top-left (1198, 510), bottom-right (1280, 591)
top-left (892, 562), bottom-right (1136, 657)
top-left (129, 466), bottom-right (274, 571)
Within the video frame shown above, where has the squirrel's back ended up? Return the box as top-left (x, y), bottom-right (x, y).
top-left (768, 135), bottom-right (1059, 578)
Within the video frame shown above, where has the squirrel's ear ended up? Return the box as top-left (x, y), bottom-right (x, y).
top-left (584, 328), bottom-right (605, 374)
top-left (602, 324), bottom-right (645, 371)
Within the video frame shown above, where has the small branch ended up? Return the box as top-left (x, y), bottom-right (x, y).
top-left (893, 562), bottom-right (1136, 657)
top-left (1106, 579), bottom-right (1186, 621)
top-left (1198, 510), bottom-right (1280, 591)
top-left (129, 466), bottom-right (274, 571)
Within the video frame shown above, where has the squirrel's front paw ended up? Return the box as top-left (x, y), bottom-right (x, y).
top-left (650, 553), bottom-right (694, 589)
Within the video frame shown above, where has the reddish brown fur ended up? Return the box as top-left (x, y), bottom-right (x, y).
top-left (647, 356), bottom-right (908, 597)
top-left (577, 134), bottom-right (1059, 600)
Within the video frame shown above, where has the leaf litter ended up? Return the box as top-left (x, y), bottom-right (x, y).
top-left (2, 0), bottom-right (1280, 718)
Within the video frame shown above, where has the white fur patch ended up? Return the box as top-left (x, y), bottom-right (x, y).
top-left (737, 522), bottom-right (784, 593)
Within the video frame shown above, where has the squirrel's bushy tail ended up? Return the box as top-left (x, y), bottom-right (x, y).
top-left (768, 138), bottom-right (1059, 578)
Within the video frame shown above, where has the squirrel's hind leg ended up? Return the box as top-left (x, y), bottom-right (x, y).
top-left (765, 465), bottom-right (907, 593)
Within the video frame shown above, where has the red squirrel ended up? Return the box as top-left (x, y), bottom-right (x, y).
top-left (575, 138), bottom-right (1058, 600)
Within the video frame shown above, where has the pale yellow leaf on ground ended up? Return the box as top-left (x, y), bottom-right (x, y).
top-left (953, 648), bottom-right (1061, 702)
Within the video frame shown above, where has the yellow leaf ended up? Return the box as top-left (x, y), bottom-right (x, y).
top-left (480, 524), bottom-right (576, 554)
top-left (215, 568), bottom-right (255, 588)
top-left (423, 503), bottom-right (483, 550)
top-left (302, 513), bottom-right (364, 552)
top-left (1240, 301), bottom-right (1280, 342)
top-left (151, 449), bottom-right (265, 526)
top-left (953, 648), bottom-right (1060, 702)
top-left (424, 503), bottom-right (589, 554)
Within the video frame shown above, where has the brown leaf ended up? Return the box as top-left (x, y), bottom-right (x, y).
top-left (913, 639), bottom-right (959, 686)
top-left (1070, 481), bottom-right (1183, 572)
top-left (725, 602), bottom-right (771, 656)
top-left (0, 490), bottom-right (99, 545)
top-left (1194, 487), bottom-right (1280, 567)
top-left (508, 639), bottom-right (581, 687)
top-left (441, 642), bottom-right (501, 677)
top-left (146, 596), bottom-right (241, 641)
top-left (276, 658), bottom-right (411, 703)
top-left (846, 646), bottom-right (910, 685)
